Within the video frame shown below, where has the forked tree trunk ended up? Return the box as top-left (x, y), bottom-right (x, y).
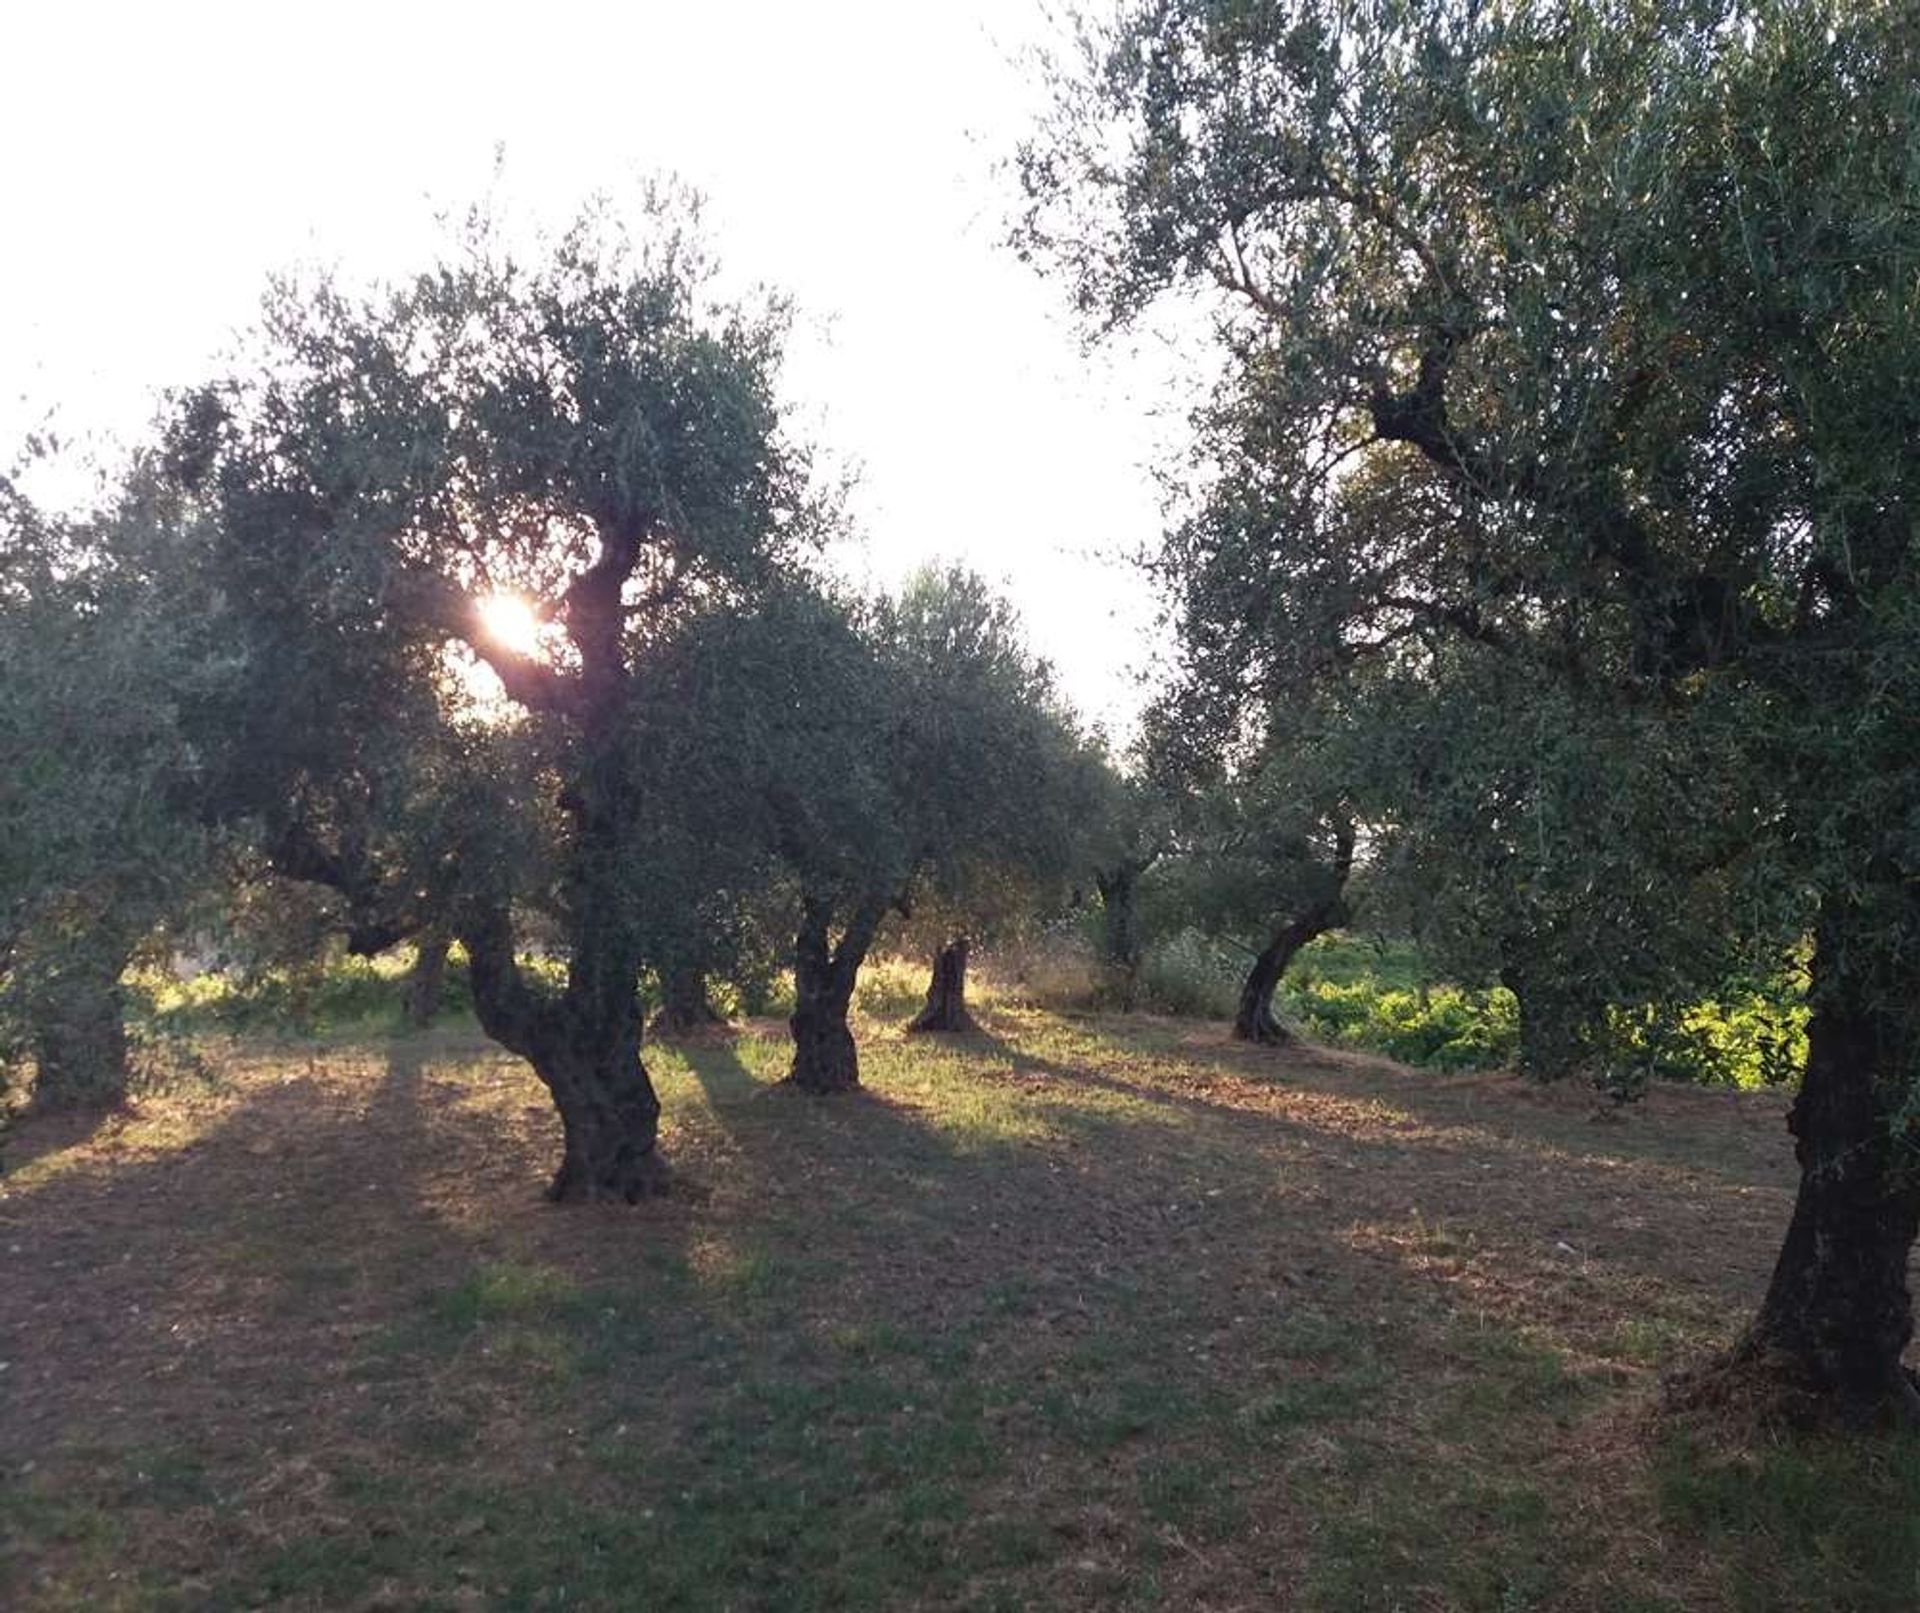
top-left (1723, 913), bottom-right (1920, 1423)
top-left (461, 903), bottom-right (668, 1204)
top-left (28, 939), bottom-right (134, 1110)
top-left (1234, 823), bottom-right (1355, 1047)
top-left (788, 893), bottom-right (885, 1093)
top-left (908, 936), bottom-right (976, 1033)
top-left (649, 962), bottom-right (725, 1038)
top-left (402, 928), bottom-right (450, 1030)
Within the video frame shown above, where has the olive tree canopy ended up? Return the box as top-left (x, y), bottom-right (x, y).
top-left (1022, 0), bottom-right (1920, 1420)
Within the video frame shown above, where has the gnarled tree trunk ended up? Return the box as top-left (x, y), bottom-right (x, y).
top-left (908, 936), bottom-right (976, 1033)
top-left (1234, 822), bottom-right (1355, 1046)
top-left (649, 961), bottom-right (725, 1038)
top-left (401, 927), bottom-right (450, 1030)
top-left (1234, 939), bottom-right (1294, 1045)
top-left (1723, 908), bottom-right (1920, 1423)
top-left (463, 904), bottom-right (668, 1202)
top-left (789, 893), bottom-right (885, 1093)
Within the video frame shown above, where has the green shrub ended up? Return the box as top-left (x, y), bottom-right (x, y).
top-left (1282, 976), bottom-right (1519, 1070)
top-left (1134, 929), bottom-right (1243, 1019)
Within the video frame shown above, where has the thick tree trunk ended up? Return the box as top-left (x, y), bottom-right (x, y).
top-left (1234, 941), bottom-right (1293, 1045)
top-left (1234, 822), bottom-right (1355, 1046)
top-left (28, 941), bottom-right (133, 1110)
top-left (1095, 864), bottom-right (1144, 1010)
top-left (1097, 868), bottom-right (1139, 969)
top-left (461, 901), bottom-right (667, 1203)
top-left (1724, 917), bottom-right (1920, 1423)
top-left (788, 894), bottom-right (884, 1093)
top-left (401, 928), bottom-right (450, 1030)
top-left (908, 936), bottom-right (976, 1033)
top-left (649, 961), bottom-right (725, 1038)
top-left (539, 1036), bottom-right (668, 1204)
top-left (1499, 958), bottom-right (1583, 1081)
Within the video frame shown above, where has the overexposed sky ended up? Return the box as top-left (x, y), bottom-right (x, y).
top-left (2, 0), bottom-right (1197, 732)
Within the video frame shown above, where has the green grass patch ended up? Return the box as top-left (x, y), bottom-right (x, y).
top-left (1657, 1430), bottom-right (1920, 1611)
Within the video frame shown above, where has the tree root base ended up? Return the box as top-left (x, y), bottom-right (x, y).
top-left (545, 1148), bottom-right (673, 1205)
top-left (1663, 1346), bottom-right (1920, 1434)
top-left (906, 1010), bottom-right (978, 1035)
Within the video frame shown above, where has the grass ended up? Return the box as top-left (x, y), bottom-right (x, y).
top-left (2, 1002), bottom-right (1914, 1610)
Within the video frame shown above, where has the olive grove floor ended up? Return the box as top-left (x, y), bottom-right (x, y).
top-left (4, 1007), bottom-right (1917, 1610)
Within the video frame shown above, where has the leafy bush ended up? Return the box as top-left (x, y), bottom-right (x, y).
top-left (1282, 977), bottom-right (1519, 1070)
top-left (1133, 929), bottom-right (1243, 1019)
top-left (128, 944), bottom-right (493, 1034)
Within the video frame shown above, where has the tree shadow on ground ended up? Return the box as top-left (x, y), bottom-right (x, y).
top-left (1, 1012), bottom-right (1892, 1613)
top-left (0, 1033), bottom-right (698, 1463)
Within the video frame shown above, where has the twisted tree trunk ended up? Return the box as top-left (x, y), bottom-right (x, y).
top-left (908, 936), bottom-right (976, 1033)
top-left (462, 903), bottom-right (668, 1202)
top-left (1233, 823), bottom-right (1355, 1046)
top-left (1234, 939), bottom-right (1295, 1046)
top-left (789, 893), bottom-right (886, 1092)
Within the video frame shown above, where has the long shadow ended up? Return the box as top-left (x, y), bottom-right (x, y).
top-left (954, 1016), bottom-right (1820, 1326)
top-left (0, 1033), bottom-right (700, 1459)
top-left (975, 1013), bottom-right (1792, 1196)
top-left (0, 1015), bottom-right (1856, 1612)
top-left (2, 1101), bottom-right (118, 1176)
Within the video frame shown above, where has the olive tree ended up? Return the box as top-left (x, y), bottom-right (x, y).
top-left (1023, 1), bottom-right (1920, 1419)
top-left (667, 566), bottom-right (1092, 1086)
top-left (170, 201), bottom-right (827, 1200)
top-left (881, 567), bottom-right (1094, 1034)
top-left (0, 475), bottom-right (211, 1108)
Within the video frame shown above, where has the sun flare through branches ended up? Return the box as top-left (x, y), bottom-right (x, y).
top-left (478, 592), bottom-right (545, 659)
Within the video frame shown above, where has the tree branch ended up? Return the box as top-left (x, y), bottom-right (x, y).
top-left (392, 570), bottom-right (587, 717)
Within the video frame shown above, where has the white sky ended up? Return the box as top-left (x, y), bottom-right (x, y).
top-left (1, 0), bottom-right (1201, 734)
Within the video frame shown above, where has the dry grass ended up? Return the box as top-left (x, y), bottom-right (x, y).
top-left (2, 1007), bottom-right (1914, 1611)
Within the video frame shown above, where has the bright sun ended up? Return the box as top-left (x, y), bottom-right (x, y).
top-left (478, 593), bottom-right (543, 658)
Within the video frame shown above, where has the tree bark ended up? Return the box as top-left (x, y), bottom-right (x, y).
top-left (908, 936), bottom-right (976, 1033)
top-left (788, 894), bottom-right (884, 1092)
top-left (462, 903), bottom-right (668, 1202)
top-left (1096, 866), bottom-right (1140, 969)
top-left (648, 961), bottom-right (725, 1038)
top-left (401, 927), bottom-right (450, 1030)
top-left (1095, 863), bottom-right (1145, 1010)
top-left (1725, 912), bottom-right (1920, 1423)
top-left (1234, 822), bottom-right (1355, 1046)
top-left (1234, 940), bottom-right (1294, 1045)
top-left (28, 943), bottom-right (132, 1110)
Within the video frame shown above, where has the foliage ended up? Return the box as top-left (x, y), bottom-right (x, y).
top-left (1020, 0), bottom-right (1920, 1204)
top-left (161, 191), bottom-right (838, 1189)
top-left (0, 474), bottom-right (219, 1104)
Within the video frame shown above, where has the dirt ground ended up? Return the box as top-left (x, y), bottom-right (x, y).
top-left (1, 1011), bottom-right (1901, 1611)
